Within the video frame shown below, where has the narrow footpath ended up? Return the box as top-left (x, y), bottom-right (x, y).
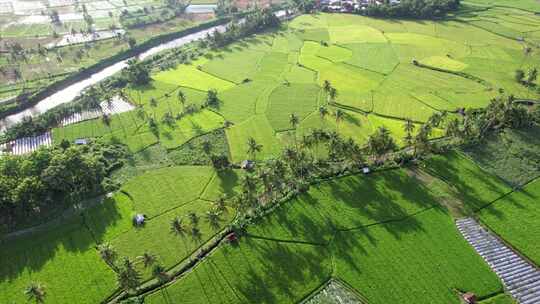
top-left (456, 218), bottom-right (540, 304)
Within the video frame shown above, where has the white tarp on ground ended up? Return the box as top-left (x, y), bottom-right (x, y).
top-left (1, 132), bottom-right (52, 155)
top-left (60, 95), bottom-right (135, 126)
top-left (47, 29), bottom-right (125, 48)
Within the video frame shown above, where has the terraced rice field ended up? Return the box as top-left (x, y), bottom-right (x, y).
top-left (52, 9), bottom-right (539, 161)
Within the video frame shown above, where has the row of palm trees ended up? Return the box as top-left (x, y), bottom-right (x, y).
top-left (235, 93), bottom-right (538, 220)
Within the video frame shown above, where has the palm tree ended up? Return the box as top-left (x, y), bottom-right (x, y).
top-left (328, 87), bottom-right (338, 103)
top-left (190, 226), bottom-right (202, 242)
top-left (205, 210), bottom-right (221, 229)
top-left (201, 140), bottom-right (212, 154)
top-left (319, 106), bottom-right (328, 123)
top-left (98, 243), bottom-right (118, 270)
top-left (25, 282), bottom-right (46, 303)
top-left (290, 113), bottom-right (300, 149)
top-left (170, 217), bottom-right (186, 236)
top-left (136, 107), bottom-right (146, 123)
top-left (246, 137), bottom-right (262, 161)
top-left (102, 114), bottom-right (112, 134)
top-left (403, 118), bottom-right (415, 146)
top-left (152, 264), bottom-right (170, 283)
top-left (366, 126), bottom-right (396, 161)
top-left (323, 80), bottom-right (331, 93)
top-left (213, 196), bottom-right (227, 213)
top-left (188, 211), bottom-right (199, 226)
top-left (289, 113), bottom-right (299, 130)
top-left (322, 80), bottom-right (335, 103)
top-left (334, 109), bottom-right (344, 133)
top-left (445, 118), bottom-right (460, 138)
top-left (117, 257), bottom-right (141, 292)
top-left (140, 252), bottom-right (156, 268)
top-left (150, 97), bottom-right (158, 118)
top-left (177, 89), bottom-right (186, 112)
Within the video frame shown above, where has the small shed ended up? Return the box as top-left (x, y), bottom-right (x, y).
top-left (226, 232), bottom-right (238, 244)
top-left (241, 160), bottom-right (254, 170)
top-left (133, 214), bottom-right (146, 226)
top-left (74, 138), bottom-right (88, 145)
top-left (463, 292), bottom-right (477, 304)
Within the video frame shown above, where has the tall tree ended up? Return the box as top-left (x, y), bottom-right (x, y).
top-left (177, 89), bottom-right (186, 112)
top-left (24, 282), bottom-right (46, 303)
top-left (117, 257), bottom-right (141, 292)
top-left (98, 243), bottom-right (118, 270)
top-left (246, 137), bottom-right (262, 161)
top-left (403, 118), bottom-right (415, 146)
top-left (170, 217), bottom-right (186, 236)
top-left (140, 252), bottom-right (156, 268)
top-left (334, 109), bottom-right (344, 133)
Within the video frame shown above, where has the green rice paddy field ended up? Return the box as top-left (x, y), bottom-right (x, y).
top-left (144, 169), bottom-right (504, 304)
top-left (4, 4), bottom-right (540, 303)
top-left (54, 6), bottom-right (540, 162)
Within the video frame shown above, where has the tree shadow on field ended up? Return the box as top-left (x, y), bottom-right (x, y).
top-left (323, 170), bottom-right (435, 238)
top-left (215, 169), bottom-right (241, 199)
top-left (342, 111), bottom-right (361, 126)
top-left (0, 195), bottom-right (124, 281)
top-left (221, 237), bottom-right (330, 304)
top-left (423, 152), bottom-right (516, 214)
top-left (249, 192), bottom-right (334, 244)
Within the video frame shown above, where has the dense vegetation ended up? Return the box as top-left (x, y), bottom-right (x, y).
top-left (0, 142), bottom-right (126, 231)
top-left (364, 0), bottom-right (461, 18)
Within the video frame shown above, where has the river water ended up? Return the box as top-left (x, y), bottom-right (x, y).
top-left (0, 11), bottom-right (227, 132)
top-left (0, 9), bottom-right (287, 133)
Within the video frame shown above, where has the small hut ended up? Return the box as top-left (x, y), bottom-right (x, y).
top-left (241, 160), bottom-right (254, 170)
top-left (74, 138), bottom-right (88, 145)
top-left (133, 214), bottom-right (146, 226)
top-left (463, 292), bottom-right (477, 304)
top-left (226, 232), bottom-right (238, 244)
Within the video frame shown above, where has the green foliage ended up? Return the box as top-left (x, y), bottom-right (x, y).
top-left (168, 129), bottom-right (231, 166)
top-left (0, 142), bottom-right (127, 230)
top-left (364, 0), bottom-right (461, 19)
top-left (122, 59), bottom-right (151, 87)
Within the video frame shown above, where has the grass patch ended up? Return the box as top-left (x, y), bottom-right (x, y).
top-left (153, 63), bottom-right (235, 92)
top-left (168, 129), bottom-right (230, 166)
top-left (0, 215), bottom-right (116, 304)
top-left (266, 83), bottom-right (321, 131)
top-left (478, 178), bottom-right (540, 266)
top-left (247, 169), bottom-right (438, 243)
top-left (145, 238), bottom-right (333, 304)
top-left (120, 166), bottom-right (215, 217)
top-left (344, 43), bottom-right (399, 74)
top-left (422, 151), bottom-right (512, 212)
top-left (225, 115), bottom-right (282, 163)
top-left (333, 209), bottom-right (502, 304)
top-left (462, 126), bottom-right (540, 187)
